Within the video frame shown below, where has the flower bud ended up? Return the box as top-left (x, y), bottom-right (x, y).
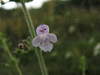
top-left (18, 43), bottom-right (25, 49)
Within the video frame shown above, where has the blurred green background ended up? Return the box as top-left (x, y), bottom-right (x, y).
top-left (0, 0), bottom-right (100, 75)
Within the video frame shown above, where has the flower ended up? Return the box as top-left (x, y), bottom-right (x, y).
top-left (32, 24), bottom-right (57, 52)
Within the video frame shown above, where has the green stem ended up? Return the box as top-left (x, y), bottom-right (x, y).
top-left (2, 38), bottom-right (23, 75)
top-left (15, 64), bottom-right (23, 75)
top-left (20, 1), bottom-right (48, 75)
top-left (2, 39), bottom-right (14, 60)
top-left (40, 50), bottom-right (48, 75)
top-left (20, 0), bottom-right (36, 38)
top-left (82, 64), bottom-right (85, 75)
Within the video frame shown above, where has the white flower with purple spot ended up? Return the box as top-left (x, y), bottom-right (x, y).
top-left (32, 24), bottom-right (57, 52)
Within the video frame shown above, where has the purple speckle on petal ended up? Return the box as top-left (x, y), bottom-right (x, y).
top-left (36, 24), bottom-right (49, 35)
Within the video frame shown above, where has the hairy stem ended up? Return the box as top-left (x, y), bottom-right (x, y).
top-left (20, 1), bottom-right (48, 75)
top-left (2, 38), bottom-right (23, 75)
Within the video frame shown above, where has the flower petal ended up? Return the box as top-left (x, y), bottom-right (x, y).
top-left (36, 24), bottom-right (49, 35)
top-left (32, 36), bottom-right (41, 47)
top-left (43, 24), bottom-right (49, 33)
top-left (39, 42), bottom-right (53, 52)
top-left (49, 34), bottom-right (57, 43)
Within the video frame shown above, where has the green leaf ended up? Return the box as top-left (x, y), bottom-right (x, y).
top-left (27, 36), bottom-right (32, 41)
top-left (5, 63), bottom-right (10, 67)
top-left (0, 1), bottom-right (5, 5)
top-left (0, 32), bottom-right (5, 39)
top-left (10, 60), bottom-right (16, 66)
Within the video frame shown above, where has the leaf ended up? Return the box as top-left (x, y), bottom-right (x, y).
top-left (5, 63), bottom-right (10, 67)
top-left (0, 1), bottom-right (5, 5)
top-left (10, 60), bottom-right (16, 66)
top-left (0, 32), bottom-right (5, 39)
